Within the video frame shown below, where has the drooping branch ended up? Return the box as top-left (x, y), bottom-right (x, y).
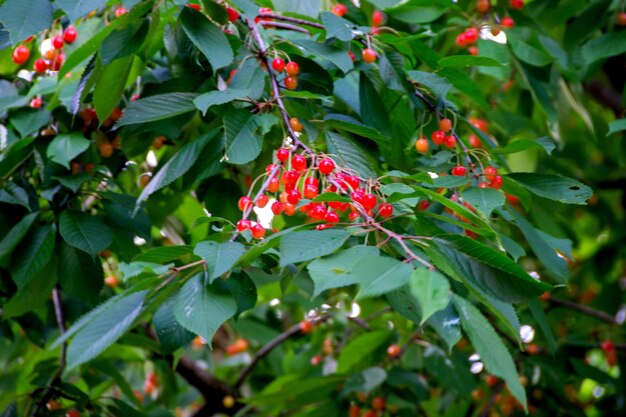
top-left (259, 21), bottom-right (311, 34)
top-left (257, 13), bottom-right (324, 29)
top-left (547, 297), bottom-right (619, 324)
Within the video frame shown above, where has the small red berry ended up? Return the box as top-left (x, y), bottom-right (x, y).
top-left (439, 118), bottom-right (452, 132)
top-left (65, 410), bottom-right (81, 417)
top-left (311, 354), bottom-right (323, 365)
top-left (477, 0), bottom-right (490, 13)
top-left (272, 57), bottom-right (285, 73)
top-left (483, 166), bottom-right (497, 181)
top-left (34, 59), bottom-right (48, 73)
top-left (226, 6), bottom-right (239, 21)
top-left (188, 3), bottom-right (201, 10)
top-left (318, 158), bottom-right (335, 175)
top-left (285, 61), bottom-right (300, 76)
top-left (362, 411), bottom-right (377, 417)
top-left (332, 4), bottom-right (347, 17)
top-left (277, 147), bottom-right (290, 162)
top-left (509, 0), bottom-right (524, 10)
top-left (251, 224), bottom-right (266, 239)
top-left (456, 33), bottom-right (469, 48)
top-left (445, 135), bottom-right (457, 148)
top-left (502, 16), bottom-right (514, 28)
top-left (489, 175), bottom-right (503, 189)
top-left (304, 184), bottom-right (318, 199)
top-left (372, 10), bottom-right (385, 26)
top-left (287, 189), bottom-right (301, 204)
top-left (348, 211), bottom-right (360, 221)
top-left (378, 203), bottom-right (393, 218)
top-left (418, 200), bottom-right (430, 210)
top-left (271, 201), bottom-right (283, 215)
top-left (362, 48), bottom-right (377, 64)
top-left (310, 204), bottom-right (327, 220)
top-left (284, 76), bottom-right (298, 90)
top-left (52, 36), bottom-right (64, 49)
top-left (268, 177), bottom-right (280, 193)
top-left (12, 45), bottom-right (30, 65)
top-left (292, 154), bottom-right (307, 171)
top-left (362, 194), bottom-right (377, 210)
top-left (349, 404), bottom-right (361, 417)
top-left (452, 166), bottom-right (467, 176)
top-left (282, 170), bottom-right (299, 186)
top-left (468, 46), bottom-right (478, 56)
top-left (238, 196), bottom-right (252, 212)
top-left (115, 6), bottom-right (127, 17)
top-left (387, 344), bottom-right (401, 358)
top-left (415, 138), bottom-right (429, 153)
top-left (256, 194), bottom-right (269, 208)
top-left (325, 211), bottom-right (339, 223)
top-left (601, 340), bottom-right (615, 353)
top-left (30, 97), bottom-right (42, 108)
top-left (464, 28), bottom-right (479, 44)
top-left (617, 12), bottom-right (626, 26)
top-left (63, 27), bottom-right (77, 43)
top-left (478, 182), bottom-right (489, 188)
top-left (299, 320), bottom-right (314, 334)
top-left (348, 50), bottom-right (356, 61)
top-left (432, 130), bottom-right (446, 145)
top-left (371, 396), bottom-right (386, 411)
top-left (468, 134), bottom-right (482, 148)
top-left (236, 219), bottom-right (251, 231)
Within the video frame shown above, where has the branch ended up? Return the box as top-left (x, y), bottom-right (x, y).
top-left (257, 13), bottom-right (324, 29)
top-left (548, 297), bottom-right (618, 324)
top-left (259, 21), bottom-right (311, 34)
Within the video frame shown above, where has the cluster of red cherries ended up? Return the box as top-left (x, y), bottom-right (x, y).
top-left (12, 26), bottom-right (77, 74)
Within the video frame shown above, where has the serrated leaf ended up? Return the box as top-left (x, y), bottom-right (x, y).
top-left (226, 273), bottom-right (257, 319)
top-left (193, 241), bottom-right (245, 282)
top-left (507, 173), bottom-right (592, 205)
top-left (58, 242), bottom-right (104, 304)
top-left (324, 114), bottom-right (389, 146)
top-left (326, 131), bottom-right (377, 179)
top-left (11, 108), bottom-right (52, 137)
top-left (46, 133), bottom-right (90, 169)
top-left (10, 224), bottom-right (56, 288)
top-left (173, 273), bottom-right (237, 345)
top-left (354, 256), bottom-right (413, 299)
top-left (409, 268), bottom-right (450, 324)
top-left (0, 212), bottom-right (38, 267)
top-left (134, 133), bottom-right (213, 212)
top-left (55, 0), bottom-right (107, 22)
top-left (117, 93), bottom-right (198, 127)
top-left (100, 20), bottom-right (148, 65)
top-left (93, 56), bottom-right (133, 122)
top-left (423, 345), bottom-right (474, 396)
top-left (461, 187), bottom-right (505, 218)
top-left (223, 110), bottom-right (261, 165)
top-left (3, 257), bottom-right (56, 318)
top-left (438, 55), bottom-right (503, 67)
top-left (344, 367), bottom-right (387, 395)
top-left (337, 330), bottom-right (393, 373)
top-left (0, 182), bottom-right (30, 210)
top-left (280, 229), bottom-right (350, 266)
top-left (59, 211), bottom-right (112, 257)
top-left (180, 7), bottom-right (233, 70)
top-left (407, 70), bottom-right (451, 99)
top-left (321, 11), bottom-right (354, 41)
top-left (582, 30), bottom-right (626, 64)
top-left (491, 137), bottom-right (555, 155)
top-left (293, 39), bottom-right (353, 73)
top-left (360, 72), bottom-right (391, 135)
top-left (66, 291), bottom-right (147, 370)
top-left (308, 246), bottom-right (379, 297)
top-left (118, 261), bottom-right (172, 280)
top-left (452, 295), bottom-right (527, 411)
top-left (194, 88), bottom-right (247, 115)
top-left (0, 0), bottom-right (53, 45)
top-left (527, 299), bottom-right (557, 354)
top-left (153, 296), bottom-right (195, 354)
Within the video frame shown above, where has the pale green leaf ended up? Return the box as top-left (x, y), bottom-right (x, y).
top-left (46, 133), bottom-right (90, 169)
top-left (354, 256), bottom-right (413, 299)
top-left (193, 241), bottom-right (245, 282)
top-left (280, 229), bottom-right (350, 266)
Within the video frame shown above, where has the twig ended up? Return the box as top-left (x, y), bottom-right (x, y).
top-left (234, 314), bottom-right (331, 390)
top-left (257, 13), bottom-right (324, 29)
top-left (479, 380), bottom-right (504, 417)
top-left (548, 297), bottom-right (618, 324)
top-left (169, 259), bottom-right (206, 272)
top-left (259, 21), bottom-right (311, 35)
top-left (348, 316), bottom-right (371, 330)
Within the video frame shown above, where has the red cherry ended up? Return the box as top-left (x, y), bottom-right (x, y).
top-left (272, 57), bottom-right (285, 73)
top-left (305, 177), bottom-right (319, 187)
top-left (304, 184), bottom-right (318, 199)
top-left (309, 204), bottom-right (327, 220)
top-left (362, 194), bottom-right (377, 210)
top-left (285, 61), bottom-right (300, 76)
top-left (236, 219), bottom-right (251, 231)
top-left (188, 3), bottom-right (201, 10)
top-left (115, 6), bottom-right (127, 17)
top-left (418, 200), bottom-right (430, 210)
top-left (277, 147), bottom-right (290, 162)
top-left (63, 27), bottom-right (77, 43)
top-left (378, 203), bottom-right (393, 218)
top-left (268, 177), bottom-right (280, 193)
top-left (52, 36), bottom-right (64, 49)
top-left (439, 118), bottom-right (452, 132)
top-left (238, 196), bottom-right (252, 211)
top-left (468, 46), bottom-right (479, 56)
top-left (316, 223), bottom-right (334, 230)
top-left (348, 211), bottom-right (360, 221)
top-left (65, 410), bottom-right (81, 417)
top-left (226, 6), bottom-right (239, 21)
top-left (34, 59), bottom-right (48, 73)
top-left (349, 404), bottom-right (361, 417)
top-left (251, 224), bottom-right (266, 239)
top-left (601, 340), bottom-right (615, 353)
top-left (299, 320), bottom-right (314, 334)
top-left (287, 189), bottom-right (301, 204)
top-left (387, 344), bottom-right (401, 357)
top-left (292, 154), bottom-right (307, 171)
top-left (464, 28), bottom-right (479, 44)
top-left (362, 48), bottom-right (377, 64)
top-left (271, 201), bottom-right (284, 215)
top-left (502, 16), bottom-right (514, 28)
top-left (468, 134), bottom-right (482, 148)
top-left (445, 135), bottom-right (457, 148)
top-left (310, 354), bottom-right (323, 366)
top-left (483, 166), bottom-right (497, 181)
top-left (256, 194), bottom-right (269, 208)
top-left (477, 0), bottom-right (490, 13)
top-left (415, 138), bottom-right (429, 153)
top-left (618, 12), bottom-right (626, 26)
top-left (432, 130), bottom-right (446, 145)
top-left (50, 53), bottom-right (64, 71)
top-left (489, 175), bottom-right (503, 189)
top-left (12, 45), bottom-right (30, 65)
top-left (452, 166), bottom-right (467, 176)
top-left (318, 158), bottom-right (335, 175)
top-left (371, 396), bottom-right (386, 411)
top-left (30, 97), bottom-right (42, 108)
top-left (348, 50), bottom-right (356, 62)
top-left (478, 182), bottom-right (489, 188)
top-left (372, 10), bottom-right (385, 26)
top-left (362, 411), bottom-right (377, 417)
top-left (509, 0), bottom-right (524, 10)
top-left (332, 4), bottom-right (347, 16)
top-left (456, 32), bottom-right (469, 48)
top-left (282, 170), bottom-right (299, 186)
top-left (325, 211), bottom-right (339, 222)
top-left (346, 175), bottom-right (360, 189)
top-left (284, 76), bottom-right (298, 90)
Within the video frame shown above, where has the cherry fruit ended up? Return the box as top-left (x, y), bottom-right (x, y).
top-left (318, 158), bottom-right (335, 175)
top-left (285, 61), bottom-right (300, 76)
top-left (12, 45), bottom-right (30, 65)
top-left (272, 57), bottom-right (285, 73)
top-left (63, 27), bottom-right (77, 43)
top-left (362, 48), bottom-right (377, 63)
top-left (332, 4), bottom-right (347, 17)
top-left (452, 166), bottom-right (467, 176)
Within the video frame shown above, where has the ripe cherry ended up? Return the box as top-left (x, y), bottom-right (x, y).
top-left (30, 97), bottom-right (42, 108)
top-left (478, 182), bottom-right (489, 188)
top-left (418, 200), bottom-right (430, 210)
top-left (284, 76), bottom-right (298, 90)
top-left (348, 50), bottom-right (356, 61)
top-left (318, 158), bottom-right (335, 174)
top-left (372, 10), bottom-right (385, 26)
top-left (238, 196), bottom-right (252, 211)
top-left (299, 320), bottom-right (314, 334)
top-left (289, 117), bottom-right (303, 132)
top-left (432, 130), bottom-right (446, 145)
top-left (371, 396), bottom-right (386, 411)
top-left (304, 184), bottom-right (318, 199)
top-left (46, 399), bottom-right (62, 410)
top-left (310, 204), bottom-right (327, 220)
top-left (452, 166), bottom-right (467, 176)
top-left (526, 344), bottom-right (541, 355)
top-left (34, 58), bottom-right (48, 73)
top-left (99, 142), bottom-right (113, 158)
top-left (115, 6), bottom-right (127, 17)
top-left (287, 189), bottom-right (301, 204)
top-left (277, 147), bottom-right (290, 162)
top-left (509, 0), bottom-right (524, 9)
top-left (349, 404), bottom-right (361, 417)
top-left (251, 223), bottom-right (265, 238)
top-left (188, 3), bottom-right (201, 10)
top-left (63, 27), bottom-right (77, 43)
top-left (362, 194), bottom-right (377, 210)
top-left (362, 48), bottom-right (377, 63)
top-left (325, 211), bottom-right (339, 222)
top-left (332, 4), bottom-right (347, 17)
top-left (272, 57), bottom-right (285, 73)
top-left (464, 28), bottom-right (479, 44)
top-left (236, 219), bottom-right (251, 231)
top-left (415, 138), bottom-right (429, 153)
top-left (104, 275), bottom-right (119, 288)
top-left (348, 211), bottom-right (360, 221)
top-left (378, 203), bottom-right (393, 218)
top-left (52, 35), bottom-right (64, 49)
top-left (477, 0), bottom-right (490, 12)
top-left (618, 12), bottom-right (626, 26)
top-left (12, 45), bottom-right (30, 65)
top-left (226, 6), bottom-right (239, 21)
top-left (282, 170), bottom-right (299, 186)
top-left (483, 166), bottom-right (497, 181)
top-left (51, 53), bottom-right (65, 71)
top-left (456, 32), bottom-right (469, 47)
top-left (502, 16), bottom-right (514, 28)
top-left (362, 410), bottom-right (377, 417)
top-left (256, 194), bottom-right (269, 208)
top-left (292, 154), bottom-right (307, 171)
top-left (310, 354), bottom-right (323, 365)
top-left (601, 340), bottom-right (615, 353)
top-left (285, 61), bottom-right (300, 76)
top-left (439, 118), bottom-right (452, 132)
top-left (489, 175), bottom-right (503, 189)
top-left (271, 201), bottom-right (284, 215)
top-left (66, 410), bottom-right (81, 417)
top-left (387, 343), bottom-right (401, 357)
top-left (268, 177), bottom-right (280, 192)
top-left (468, 134), bottom-right (482, 148)
top-left (445, 135), bottom-right (457, 148)
top-left (468, 46), bottom-right (478, 56)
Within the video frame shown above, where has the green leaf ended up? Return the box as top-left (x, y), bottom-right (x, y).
top-left (337, 330), bottom-right (393, 373)
top-left (0, 182), bottom-right (30, 210)
top-left (116, 93), bottom-right (198, 127)
top-left (293, 39), bottom-right (354, 73)
top-left (385, 0), bottom-right (449, 23)
top-left (407, 70), bottom-right (451, 99)
top-left (582, 31), bottom-right (626, 64)
top-left (134, 133), bottom-right (213, 212)
top-left (0, 0), bottom-right (53, 45)
top-left (321, 11), bottom-right (354, 41)
top-left (58, 242), bottom-right (104, 304)
top-left (223, 110), bottom-right (261, 165)
top-left (46, 133), bottom-right (90, 169)
top-left (491, 137), bottom-right (555, 155)
top-left (180, 7), bottom-right (233, 70)
top-left (3, 257), bottom-right (57, 318)
top-left (324, 114), bottom-right (389, 146)
top-left (438, 55), bottom-right (503, 68)
top-left (93, 56), bottom-right (134, 123)
top-left (360, 73), bottom-right (391, 135)
top-left (59, 211), bottom-right (113, 257)
top-left (10, 224), bottom-right (56, 289)
top-left (461, 187), bottom-right (505, 218)
top-left (452, 295), bottom-right (527, 411)
top-left (66, 291), bottom-right (147, 370)
top-left (436, 234), bottom-right (550, 302)
top-left (0, 137), bottom-right (35, 179)
top-left (132, 246), bottom-right (194, 263)
top-left (507, 173), bottom-right (592, 205)
top-left (344, 367), bottom-right (387, 395)
top-left (508, 29), bottom-right (553, 67)
top-left (280, 229), bottom-right (350, 266)
top-left (354, 256), bottom-right (413, 299)
top-left (194, 89), bottom-right (247, 115)
top-left (226, 273), bottom-right (257, 319)
top-left (326, 132), bottom-right (377, 179)
top-left (607, 118), bottom-right (626, 135)
top-left (100, 20), bottom-right (148, 65)
top-left (55, 0), bottom-right (107, 22)
top-left (409, 268), bottom-right (450, 325)
top-left (527, 299), bottom-right (557, 354)
top-left (11, 108), bottom-right (52, 137)
top-left (173, 273), bottom-right (237, 345)
top-left (193, 241), bottom-right (245, 282)
top-left (307, 246), bottom-right (379, 297)
top-left (0, 212), bottom-right (38, 267)
top-left (423, 345), bottom-right (474, 396)
top-left (153, 297), bottom-right (195, 354)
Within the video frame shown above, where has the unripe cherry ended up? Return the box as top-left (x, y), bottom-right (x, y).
top-left (387, 344), bottom-right (401, 357)
top-left (415, 138), bottom-right (429, 153)
top-left (284, 76), bottom-right (298, 90)
top-left (268, 177), bottom-right (280, 193)
top-left (439, 118), bottom-right (452, 132)
top-left (362, 48), bottom-right (377, 64)
top-left (289, 117), bottom-right (303, 132)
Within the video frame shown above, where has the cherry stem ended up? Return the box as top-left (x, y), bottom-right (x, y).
top-left (257, 13), bottom-right (324, 29)
top-left (259, 20), bottom-right (311, 34)
top-left (169, 259), bottom-right (207, 273)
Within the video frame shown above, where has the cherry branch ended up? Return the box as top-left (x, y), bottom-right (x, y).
top-left (257, 13), bottom-right (324, 29)
top-left (259, 21), bottom-right (311, 34)
top-left (547, 296), bottom-right (619, 324)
